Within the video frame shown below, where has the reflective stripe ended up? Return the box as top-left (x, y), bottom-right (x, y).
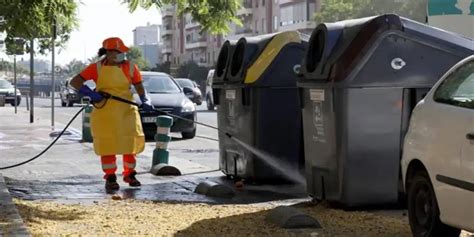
top-left (123, 162), bottom-right (136, 169)
top-left (96, 62), bottom-right (102, 73)
top-left (156, 141), bottom-right (168, 150)
top-left (84, 122), bottom-right (91, 127)
top-left (102, 163), bottom-right (117, 169)
top-left (157, 127), bottom-right (170, 135)
top-left (84, 113), bottom-right (90, 118)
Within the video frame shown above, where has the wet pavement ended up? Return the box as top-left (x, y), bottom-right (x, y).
top-left (0, 106), bottom-right (308, 205)
top-left (5, 174), bottom-right (308, 204)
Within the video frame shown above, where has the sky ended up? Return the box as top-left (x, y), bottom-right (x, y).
top-left (4, 0), bottom-right (162, 66)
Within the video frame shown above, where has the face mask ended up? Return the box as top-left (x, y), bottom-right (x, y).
top-left (115, 53), bottom-right (126, 63)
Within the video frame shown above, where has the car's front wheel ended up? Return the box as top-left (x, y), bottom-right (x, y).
top-left (407, 171), bottom-right (461, 237)
top-left (10, 99), bottom-right (20, 106)
top-left (181, 128), bottom-right (196, 139)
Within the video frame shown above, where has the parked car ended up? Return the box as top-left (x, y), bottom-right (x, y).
top-left (134, 72), bottom-right (197, 139)
top-left (0, 78), bottom-right (21, 106)
top-left (205, 69), bottom-right (215, 110)
top-left (402, 56), bottom-right (474, 237)
top-left (60, 78), bottom-right (88, 107)
top-left (175, 78), bottom-right (203, 105)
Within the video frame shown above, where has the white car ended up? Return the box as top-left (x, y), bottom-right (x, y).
top-left (205, 69), bottom-right (215, 110)
top-left (402, 55), bottom-right (474, 236)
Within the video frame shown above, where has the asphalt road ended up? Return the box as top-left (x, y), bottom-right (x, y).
top-left (11, 96), bottom-right (220, 170)
top-left (14, 96), bottom-right (218, 140)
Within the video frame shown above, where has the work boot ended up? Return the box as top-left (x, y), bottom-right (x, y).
top-left (124, 171), bottom-right (141, 187)
top-left (105, 174), bottom-right (120, 191)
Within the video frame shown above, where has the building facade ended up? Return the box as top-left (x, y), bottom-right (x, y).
top-left (160, 0), bottom-right (321, 69)
top-left (133, 23), bottom-right (162, 67)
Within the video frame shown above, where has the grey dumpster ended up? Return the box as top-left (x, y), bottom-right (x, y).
top-left (299, 14), bottom-right (474, 206)
top-left (213, 31), bottom-right (309, 182)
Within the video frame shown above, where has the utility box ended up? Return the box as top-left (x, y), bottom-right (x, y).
top-left (213, 31), bottom-right (309, 182)
top-left (299, 14), bottom-right (474, 206)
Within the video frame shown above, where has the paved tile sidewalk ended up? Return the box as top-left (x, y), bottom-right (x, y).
top-left (0, 107), bottom-right (307, 204)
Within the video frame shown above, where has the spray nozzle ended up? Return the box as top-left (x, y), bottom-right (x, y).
top-left (225, 132), bottom-right (233, 138)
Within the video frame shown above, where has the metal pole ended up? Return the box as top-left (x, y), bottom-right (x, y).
top-left (30, 39), bottom-right (34, 123)
top-left (51, 19), bottom-right (56, 128)
top-left (14, 55), bottom-right (17, 114)
top-left (26, 93), bottom-right (29, 111)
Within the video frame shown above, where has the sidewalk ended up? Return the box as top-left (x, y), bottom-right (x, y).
top-left (0, 174), bottom-right (29, 236)
top-left (0, 107), bottom-right (419, 236)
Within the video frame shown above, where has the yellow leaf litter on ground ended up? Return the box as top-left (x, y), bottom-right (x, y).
top-left (14, 199), bottom-right (411, 237)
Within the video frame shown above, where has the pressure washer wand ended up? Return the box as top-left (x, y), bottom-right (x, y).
top-left (99, 92), bottom-right (233, 138)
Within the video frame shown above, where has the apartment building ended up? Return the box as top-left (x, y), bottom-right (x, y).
top-left (133, 23), bottom-right (162, 67)
top-left (160, 5), bottom-right (222, 69)
top-left (160, 0), bottom-right (320, 68)
top-left (227, 0), bottom-right (321, 40)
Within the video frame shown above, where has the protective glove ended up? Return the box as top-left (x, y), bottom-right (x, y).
top-left (79, 85), bottom-right (104, 103)
top-left (139, 94), bottom-right (154, 112)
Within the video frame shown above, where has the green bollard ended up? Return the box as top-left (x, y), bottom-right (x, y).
top-left (82, 105), bottom-right (93, 143)
top-left (152, 116), bottom-right (173, 166)
top-left (150, 116), bottom-right (181, 176)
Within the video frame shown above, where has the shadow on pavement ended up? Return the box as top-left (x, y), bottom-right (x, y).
top-left (14, 201), bottom-right (87, 224)
top-left (175, 201), bottom-right (411, 237)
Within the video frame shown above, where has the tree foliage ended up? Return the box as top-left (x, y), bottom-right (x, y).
top-left (0, 61), bottom-right (30, 75)
top-left (123, 0), bottom-right (242, 34)
top-left (176, 61), bottom-right (209, 82)
top-left (126, 46), bottom-right (150, 70)
top-left (0, 0), bottom-right (78, 55)
top-left (151, 61), bottom-right (171, 74)
top-left (315, 0), bottom-right (428, 24)
top-left (64, 59), bottom-right (87, 76)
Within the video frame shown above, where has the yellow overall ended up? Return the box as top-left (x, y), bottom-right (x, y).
top-left (90, 64), bottom-right (145, 156)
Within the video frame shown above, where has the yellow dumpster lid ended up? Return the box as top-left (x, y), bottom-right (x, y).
top-left (244, 31), bottom-right (308, 84)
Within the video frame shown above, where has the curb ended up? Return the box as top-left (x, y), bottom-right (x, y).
top-left (0, 174), bottom-right (30, 236)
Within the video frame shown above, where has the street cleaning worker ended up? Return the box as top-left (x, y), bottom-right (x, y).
top-left (70, 37), bottom-right (154, 191)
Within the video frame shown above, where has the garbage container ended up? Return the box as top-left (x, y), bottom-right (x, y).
top-left (213, 31), bottom-right (309, 182)
top-left (299, 14), bottom-right (474, 206)
top-left (212, 40), bottom-right (237, 106)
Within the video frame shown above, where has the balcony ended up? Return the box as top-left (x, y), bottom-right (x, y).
top-left (185, 21), bottom-right (201, 30)
top-left (162, 5), bottom-right (174, 17)
top-left (162, 47), bottom-right (173, 54)
top-left (237, 7), bottom-right (252, 16)
top-left (162, 27), bottom-right (174, 36)
top-left (185, 40), bottom-right (207, 50)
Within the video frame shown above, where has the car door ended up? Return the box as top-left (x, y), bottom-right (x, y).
top-left (430, 59), bottom-right (474, 229)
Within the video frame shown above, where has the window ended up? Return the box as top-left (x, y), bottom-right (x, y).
top-left (262, 0), bottom-right (265, 6)
top-left (256, 0), bottom-right (259, 7)
top-left (262, 18), bottom-right (266, 33)
top-left (434, 60), bottom-right (474, 109)
top-left (255, 19), bottom-right (259, 33)
top-left (142, 75), bottom-right (181, 93)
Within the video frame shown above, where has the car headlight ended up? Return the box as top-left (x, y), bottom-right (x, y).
top-left (181, 101), bottom-right (195, 112)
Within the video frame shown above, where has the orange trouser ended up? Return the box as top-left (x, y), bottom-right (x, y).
top-left (101, 154), bottom-right (136, 178)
